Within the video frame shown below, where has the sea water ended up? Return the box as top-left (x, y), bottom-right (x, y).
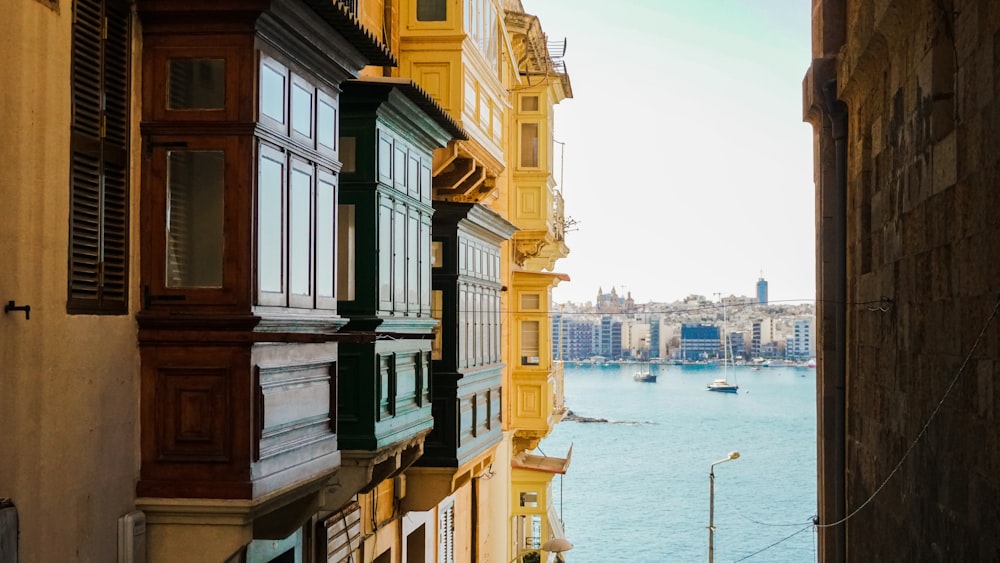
top-left (538, 363), bottom-right (817, 563)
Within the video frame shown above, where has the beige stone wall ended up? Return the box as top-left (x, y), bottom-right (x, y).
top-left (0, 3), bottom-right (140, 561)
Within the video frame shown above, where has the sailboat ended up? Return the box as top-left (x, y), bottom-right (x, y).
top-left (633, 338), bottom-right (657, 382)
top-left (633, 362), bottom-right (656, 383)
top-left (707, 297), bottom-right (739, 393)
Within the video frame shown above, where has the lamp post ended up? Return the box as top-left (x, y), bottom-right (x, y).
top-left (708, 451), bottom-right (740, 563)
top-left (509, 538), bottom-right (574, 563)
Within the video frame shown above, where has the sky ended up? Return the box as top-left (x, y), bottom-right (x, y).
top-left (522, 0), bottom-right (816, 305)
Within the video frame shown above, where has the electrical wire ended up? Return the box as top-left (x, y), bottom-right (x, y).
top-left (736, 511), bottom-right (815, 528)
top-left (814, 295), bottom-right (1000, 530)
top-left (731, 523), bottom-right (815, 562)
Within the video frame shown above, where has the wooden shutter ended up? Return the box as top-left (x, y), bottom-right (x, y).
top-left (69, 0), bottom-right (130, 314)
top-left (322, 502), bottom-right (361, 563)
top-left (437, 502), bottom-right (454, 563)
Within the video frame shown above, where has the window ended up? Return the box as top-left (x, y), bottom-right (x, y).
top-left (337, 204), bottom-right (356, 301)
top-left (431, 290), bottom-right (443, 360)
top-left (166, 150), bottom-right (225, 287)
top-left (417, 0), bottom-right (446, 21)
top-left (521, 320), bottom-right (540, 365)
top-left (69, 0), bottom-right (130, 314)
top-left (167, 58), bottom-right (225, 110)
top-left (258, 146), bottom-right (285, 299)
top-left (521, 95), bottom-right (539, 112)
top-left (520, 123), bottom-right (539, 168)
top-left (256, 150), bottom-right (338, 310)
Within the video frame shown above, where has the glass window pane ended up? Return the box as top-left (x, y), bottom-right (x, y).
top-left (520, 123), bottom-right (538, 167)
top-left (168, 59), bottom-right (225, 110)
top-left (292, 83), bottom-right (313, 137)
top-left (521, 96), bottom-right (539, 112)
top-left (341, 137), bottom-right (357, 173)
top-left (431, 290), bottom-right (443, 360)
top-left (337, 204), bottom-right (356, 301)
top-left (521, 320), bottom-right (539, 365)
top-left (394, 206), bottom-right (406, 306)
top-left (417, 0), bottom-right (446, 21)
top-left (420, 220), bottom-right (431, 310)
top-left (260, 63), bottom-right (285, 122)
top-left (166, 150), bottom-right (225, 287)
top-left (407, 210), bottom-right (418, 308)
top-left (318, 99), bottom-right (336, 150)
top-left (379, 201), bottom-right (392, 305)
top-left (290, 167), bottom-right (312, 296)
top-left (316, 175), bottom-right (335, 298)
top-left (258, 151), bottom-right (284, 293)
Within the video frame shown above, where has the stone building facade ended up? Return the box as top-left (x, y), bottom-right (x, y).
top-left (805, 0), bottom-right (1000, 560)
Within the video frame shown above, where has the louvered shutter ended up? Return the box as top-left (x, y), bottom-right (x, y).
top-left (322, 502), bottom-right (362, 563)
top-left (69, 0), bottom-right (130, 313)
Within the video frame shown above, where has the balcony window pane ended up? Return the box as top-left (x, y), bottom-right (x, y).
top-left (417, 0), bottom-right (446, 21)
top-left (292, 83), bottom-right (313, 137)
top-left (407, 210), bottom-right (418, 308)
top-left (257, 151), bottom-right (284, 293)
top-left (260, 63), bottom-right (285, 122)
top-left (379, 202), bottom-right (392, 305)
top-left (337, 204), bottom-right (356, 301)
top-left (431, 290), bottom-right (443, 360)
top-left (318, 98), bottom-right (336, 150)
top-left (168, 58), bottom-right (225, 110)
top-left (520, 123), bottom-right (538, 167)
top-left (166, 150), bottom-right (224, 287)
top-left (290, 167), bottom-right (312, 296)
top-left (316, 175), bottom-right (335, 298)
top-left (521, 320), bottom-right (539, 365)
top-left (394, 206), bottom-right (406, 306)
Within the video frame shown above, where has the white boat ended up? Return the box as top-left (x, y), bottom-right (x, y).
top-left (707, 295), bottom-right (739, 393)
top-left (706, 378), bottom-right (739, 393)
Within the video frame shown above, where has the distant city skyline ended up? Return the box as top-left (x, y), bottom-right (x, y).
top-left (555, 275), bottom-right (807, 306)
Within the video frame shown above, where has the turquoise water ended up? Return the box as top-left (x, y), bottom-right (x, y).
top-left (539, 363), bottom-right (817, 562)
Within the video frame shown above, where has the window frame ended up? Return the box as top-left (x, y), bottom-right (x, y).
top-left (143, 135), bottom-right (243, 308)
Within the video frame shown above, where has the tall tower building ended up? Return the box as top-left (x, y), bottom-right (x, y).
top-left (756, 275), bottom-right (769, 304)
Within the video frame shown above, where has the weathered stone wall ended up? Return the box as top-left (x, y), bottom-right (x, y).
top-left (833, 0), bottom-right (1000, 560)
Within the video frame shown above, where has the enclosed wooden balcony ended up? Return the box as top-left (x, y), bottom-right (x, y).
top-left (508, 271), bottom-right (569, 452)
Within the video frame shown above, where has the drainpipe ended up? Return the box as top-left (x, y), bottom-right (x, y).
top-left (820, 78), bottom-right (848, 562)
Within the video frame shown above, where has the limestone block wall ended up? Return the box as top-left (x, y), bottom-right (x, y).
top-left (834, 0), bottom-right (1000, 560)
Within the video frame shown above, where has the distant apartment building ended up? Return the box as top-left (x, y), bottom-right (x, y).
top-left (727, 331), bottom-right (747, 360)
top-left (599, 315), bottom-right (623, 360)
top-left (680, 323), bottom-right (722, 361)
top-left (786, 318), bottom-right (815, 360)
top-left (751, 318), bottom-right (777, 358)
top-left (649, 316), bottom-right (662, 359)
top-left (552, 313), bottom-right (599, 360)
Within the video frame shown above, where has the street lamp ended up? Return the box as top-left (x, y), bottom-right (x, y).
top-left (510, 538), bottom-right (574, 563)
top-left (708, 451), bottom-right (740, 563)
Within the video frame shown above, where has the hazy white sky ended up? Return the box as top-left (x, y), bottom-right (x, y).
top-left (524, 0), bottom-right (815, 305)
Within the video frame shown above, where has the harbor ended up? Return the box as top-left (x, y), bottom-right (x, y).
top-left (541, 362), bottom-right (817, 561)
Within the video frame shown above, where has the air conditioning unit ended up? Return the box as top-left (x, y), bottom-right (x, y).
top-left (118, 510), bottom-right (146, 563)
